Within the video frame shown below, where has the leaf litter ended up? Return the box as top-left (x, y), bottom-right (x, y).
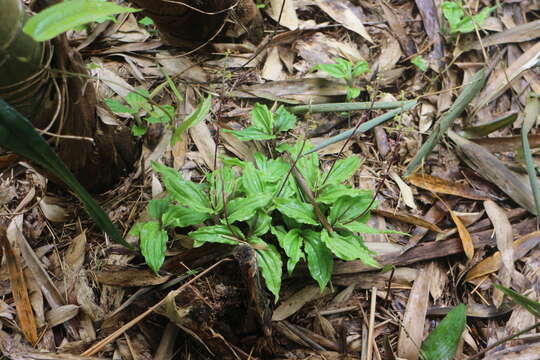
top-left (1, 0), bottom-right (540, 358)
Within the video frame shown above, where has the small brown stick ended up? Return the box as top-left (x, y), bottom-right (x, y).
top-left (366, 287), bottom-right (377, 360)
top-left (81, 258), bottom-right (230, 356)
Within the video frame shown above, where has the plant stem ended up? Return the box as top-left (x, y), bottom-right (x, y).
top-left (287, 101), bottom-right (411, 114)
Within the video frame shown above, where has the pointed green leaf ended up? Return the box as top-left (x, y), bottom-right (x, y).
top-left (224, 126), bottom-right (276, 141)
top-left (251, 237), bottom-right (283, 302)
top-left (272, 228), bottom-right (303, 275)
top-left (420, 304), bottom-right (466, 360)
top-left (321, 230), bottom-right (379, 267)
top-left (189, 225), bottom-right (241, 247)
top-left (317, 184), bottom-right (372, 204)
top-left (23, 0), bottom-right (139, 41)
top-left (248, 210), bottom-right (272, 237)
top-left (275, 198), bottom-right (318, 225)
top-left (241, 162), bottom-right (265, 196)
top-left (328, 196), bottom-right (372, 225)
top-left (303, 230), bottom-right (333, 291)
top-left (494, 284), bottom-right (540, 318)
top-left (139, 221), bottom-right (168, 274)
top-left (171, 95), bottom-right (212, 144)
top-left (162, 206), bottom-right (210, 228)
top-left (251, 103), bottom-right (274, 134)
top-left (226, 194), bottom-right (272, 223)
top-left (274, 106), bottom-right (297, 132)
top-left (324, 156), bottom-right (361, 185)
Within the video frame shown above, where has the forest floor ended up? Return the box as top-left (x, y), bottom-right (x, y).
top-left (2, 0), bottom-right (540, 359)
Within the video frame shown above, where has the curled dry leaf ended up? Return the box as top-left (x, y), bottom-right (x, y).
top-left (465, 231), bottom-right (540, 282)
top-left (408, 173), bottom-right (489, 200)
top-left (38, 196), bottom-right (69, 223)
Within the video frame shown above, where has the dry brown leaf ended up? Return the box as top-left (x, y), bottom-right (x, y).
top-left (472, 41), bottom-right (540, 117)
top-left (449, 205), bottom-right (474, 260)
top-left (272, 285), bottom-right (331, 321)
top-left (470, 135), bottom-right (540, 153)
top-left (46, 304), bottom-right (80, 328)
top-left (484, 200), bottom-right (514, 307)
top-left (397, 264), bottom-right (432, 360)
top-left (408, 173), bottom-right (489, 200)
top-left (463, 19), bottom-right (540, 52)
top-left (378, 0), bottom-right (416, 56)
top-left (269, 0), bottom-right (298, 30)
top-left (465, 231), bottom-right (540, 282)
top-left (189, 120), bottom-right (221, 170)
top-left (0, 226), bottom-right (38, 345)
top-left (449, 130), bottom-right (537, 215)
top-left (96, 265), bottom-right (171, 287)
top-left (262, 46), bottom-right (285, 81)
top-left (38, 196), bottom-right (69, 223)
top-left (312, 0), bottom-right (373, 43)
top-left (374, 209), bottom-right (443, 233)
top-left (389, 172), bottom-right (417, 210)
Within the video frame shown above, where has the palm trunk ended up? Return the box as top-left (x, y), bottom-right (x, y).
top-left (0, 0), bottom-right (138, 192)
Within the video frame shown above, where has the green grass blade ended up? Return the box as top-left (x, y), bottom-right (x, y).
top-left (287, 100), bottom-right (411, 114)
top-left (521, 94), bottom-right (540, 225)
top-left (494, 284), bottom-right (540, 318)
top-left (405, 69), bottom-right (486, 176)
top-left (0, 98), bottom-right (131, 249)
top-left (420, 304), bottom-right (466, 360)
top-left (305, 101), bottom-right (417, 154)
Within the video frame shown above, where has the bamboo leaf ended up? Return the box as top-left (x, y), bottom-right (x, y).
top-left (521, 94), bottom-right (540, 225)
top-left (420, 304), bottom-right (466, 360)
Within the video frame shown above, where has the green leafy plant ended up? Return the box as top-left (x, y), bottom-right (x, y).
top-left (313, 58), bottom-right (370, 102)
top-left (420, 304), bottom-right (466, 360)
top-left (105, 89), bottom-right (175, 136)
top-left (412, 55), bottom-right (428, 72)
top-left (441, 1), bottom-right (495, 35)
top-left (23, 0), bottom-right (139, 42)
top-left (131, 104), bottom-right (396, 300)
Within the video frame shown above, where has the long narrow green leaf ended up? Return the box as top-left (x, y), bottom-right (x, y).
top-left (420, 304), bottom-right (466, 360)
top-left (0, 98), bottom-right (130, 248)
top-left (461, 111), bottom-right (517, 138)
top-left (521, 94), bottom-right (540, 225)
top-left (171, 95), bottom-right (212, 145)
top-left (494, 284), bottom-right (540, 318)
top-left (405, 69), bottom-right (486, 176)
top-left (305, 100), bottom-right (417, 154)
top-left (23, 0), bottom-right (139, 42)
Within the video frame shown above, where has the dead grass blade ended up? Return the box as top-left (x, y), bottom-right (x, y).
top-left (405, 69), bottom-right (486, 175)
top-left (373, 209), bottom-right (443, 233)
top-left (448, 130), bottom-right (537, 215)
top-left (484, 200), bottom-right (514, 307)
top-left (397, 264), bottom-right (432, 359)
top-left (465, 231), bottom-right (540, 282)
top-left (0, 226), bottom-right (38, 345)
top-left (408, 173), bottom-right (489, 200)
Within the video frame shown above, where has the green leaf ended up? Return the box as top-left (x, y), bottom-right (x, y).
top-left (162, 206), bottom-right (210, 228)
top-left (131, 125), bottom-right (147, 136)
top-left (248, 210), bottom-right (272, 237)
top-left (272, 228), bottom-right (304, 275)
top-left (346, 87), bottom-right (361, 101)
top-left (494, 284), bottom-right (540, 318)
top-left (189, 225), bottom-right (241, 247)
top-left (148, 198), bottom-right (171, 220)
top-left (254, 154), bottom-right (290, 183)
top-left (303, 230), bottom-right (333, 290)
top-left (104, 98), bottom-right (134, 114)
top-left (328, 196), bottom-right (372, 224)
top-left (420, 304), bottom-right (467, 360)
top-left (224, 126), bottom-right (276, 141)
top-left (314, 63), bottom-right (349, 79)
top-left (321, 230), bottom-right (378, 267)
top-left (274, 106), bottom-right (297, 132)
top-left (23, 0), bottom-right (139, 41)
top-left (352, 61), bottom-right (370, 77)
top-left (146, 104), bottom-right (174, 124)
top-left (442, 1), bottom-right (465, 33)
top-left (339, 221), bottom-right (406, 235)
top-left (275, 198), bottom-right (318, 225)
top-left (251, 103), bottom-right (274, 134)
top-left (125, 90), bottom-right (150, 112)
top-left (461, 112), bottom-right (517, 138)
top-left (289, 141), bottom-right (320, 189)
top-left (152, 162), bottom-right (213, 214)
top-left (226, 194), bottom-right (272, 223)
top-left (323, 156), bottom-right (361, 184)
top-left (139, 221), bottom-right (168, 274)
top-left (208, 167), bottom-right (236, 212)
top-left (241, 162), bottom-right (265, 196)
top-left (251, 237), bottom-right (283, 302)
top-left (171, 95), bottom-right (212, 144)
top-left (317, 184), bottom-right (372, 204)
top-left (139, 16), bottom-right (154, 26)
top-left (412, 55), bottom-right (428, 72)
top-left (0, 98), bottom-right (130, 248)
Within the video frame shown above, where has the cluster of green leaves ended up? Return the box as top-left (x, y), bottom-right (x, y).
top-left (441, 1), bottom-right (495, 35)
top-left (131, 104), bottom-right (394, 300)
top-left (411, 55), bottom-right (428, 72)
top-left (313, 58), bottom-right (370, 102)
top-left (105, 90), bottom-right (174, 136)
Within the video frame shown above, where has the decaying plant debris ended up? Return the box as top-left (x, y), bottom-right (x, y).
top-left (1, 0), bottom-right (540, 359)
